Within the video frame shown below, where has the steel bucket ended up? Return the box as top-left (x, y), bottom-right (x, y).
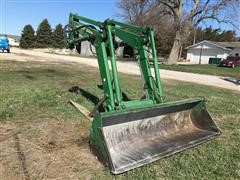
top-left (91, 97), bottom-right (221, 174)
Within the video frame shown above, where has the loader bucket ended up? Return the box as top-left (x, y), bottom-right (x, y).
top-left (90, 97), bottom-right (221, 174)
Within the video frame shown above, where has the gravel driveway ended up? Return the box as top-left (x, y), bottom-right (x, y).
top-left (1, 48), bottom-right (239, 92)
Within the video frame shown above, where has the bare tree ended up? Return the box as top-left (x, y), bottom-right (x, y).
top-left (117, 0), bottom-right (153, 26)
top-left (117, 0), bottom-right (176, 57)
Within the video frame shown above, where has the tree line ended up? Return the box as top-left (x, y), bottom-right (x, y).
top-left (20, 19), bottom-right (65, 49)
top-left (117, 0), bottom-right (239, 64)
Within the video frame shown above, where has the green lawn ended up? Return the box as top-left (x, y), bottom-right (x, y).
top-left (158, 64), bottom-right (240, 79)
top-left (1, 60), bottom-right (240, 179)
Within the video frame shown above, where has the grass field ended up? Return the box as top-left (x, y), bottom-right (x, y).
top-left (1, 60), bottom-right (240, 179)
top-left (158, 64), bottom-right (240, 79)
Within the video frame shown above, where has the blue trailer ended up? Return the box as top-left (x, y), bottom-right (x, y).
top-left (0, 35), bottom-right (10, 53)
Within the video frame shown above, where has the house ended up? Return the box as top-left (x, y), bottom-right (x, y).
top-left (8, 37), bottom-right (19, 47)
top-left (186, 40), bottom-right (240, 64)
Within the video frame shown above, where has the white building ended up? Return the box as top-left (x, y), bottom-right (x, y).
top-left (77, 41), bottom-right (135, 58)
top-left (8, 37), bottom-right (19, 47)
top-left (186, 40), bottom-right (240, 64)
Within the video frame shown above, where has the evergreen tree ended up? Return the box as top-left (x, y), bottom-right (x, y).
top-left (19, 25), bottom-right (35, 49)
top-left (35, 19), bottom-right (52, 48)
top-left (52, 24), bottom-right (65, 48)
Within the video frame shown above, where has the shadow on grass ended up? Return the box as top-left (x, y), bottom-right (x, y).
top-left (69, 85), bottom-right (132, 113)
top-left (69, 86), bottom-right (105, 112)
top-left (221, 78), bottom-right (240, 85)
top-left (97, 84), bottom-right (131, 101)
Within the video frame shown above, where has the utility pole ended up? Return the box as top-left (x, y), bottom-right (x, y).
top-left (199, 43), bottom-right (203, 64)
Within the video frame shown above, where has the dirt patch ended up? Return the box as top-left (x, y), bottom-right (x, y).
top-left (0, 118), bottom-right (103, 180)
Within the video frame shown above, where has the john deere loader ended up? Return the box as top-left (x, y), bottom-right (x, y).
top-left (65, 13), bottom-right (221, 174)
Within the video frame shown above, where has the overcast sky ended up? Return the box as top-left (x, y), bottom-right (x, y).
top-left (0, 0), bottom-right (239, 37)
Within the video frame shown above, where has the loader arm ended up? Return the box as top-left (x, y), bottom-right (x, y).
top-left (66, 13), bottom-right (163, 111)
top-left (66, 13), bottom-right (221, 174)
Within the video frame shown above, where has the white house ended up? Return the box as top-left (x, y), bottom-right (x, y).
top-left (186, 40), bottom-right (240, 64)
top-left (8, 37), bottom-right (19, 47)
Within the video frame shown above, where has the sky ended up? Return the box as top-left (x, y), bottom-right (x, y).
top-left (0, 0), bottom-right (118, 35)
top-left (0, 0), bottom-right (239, 37)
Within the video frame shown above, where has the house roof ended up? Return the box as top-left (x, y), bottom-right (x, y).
top-left (214, 41), bottom-right (240, 48)
top-left (186, 40), bottom-right (240, 50)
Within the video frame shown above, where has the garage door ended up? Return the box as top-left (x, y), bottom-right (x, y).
top-left (192, 49), bottom-right (218, 64)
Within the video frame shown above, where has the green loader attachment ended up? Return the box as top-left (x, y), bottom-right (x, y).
top-left (66, 13), bottom-right (221, 174)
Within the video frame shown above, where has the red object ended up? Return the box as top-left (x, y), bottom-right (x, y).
top-left (220, 55), bottom-right (240, 68)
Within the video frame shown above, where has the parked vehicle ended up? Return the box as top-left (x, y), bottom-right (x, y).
top-left (219, 55), bottom-right (240, 68)
top-left (0, 35), bottom-right (10, 53)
